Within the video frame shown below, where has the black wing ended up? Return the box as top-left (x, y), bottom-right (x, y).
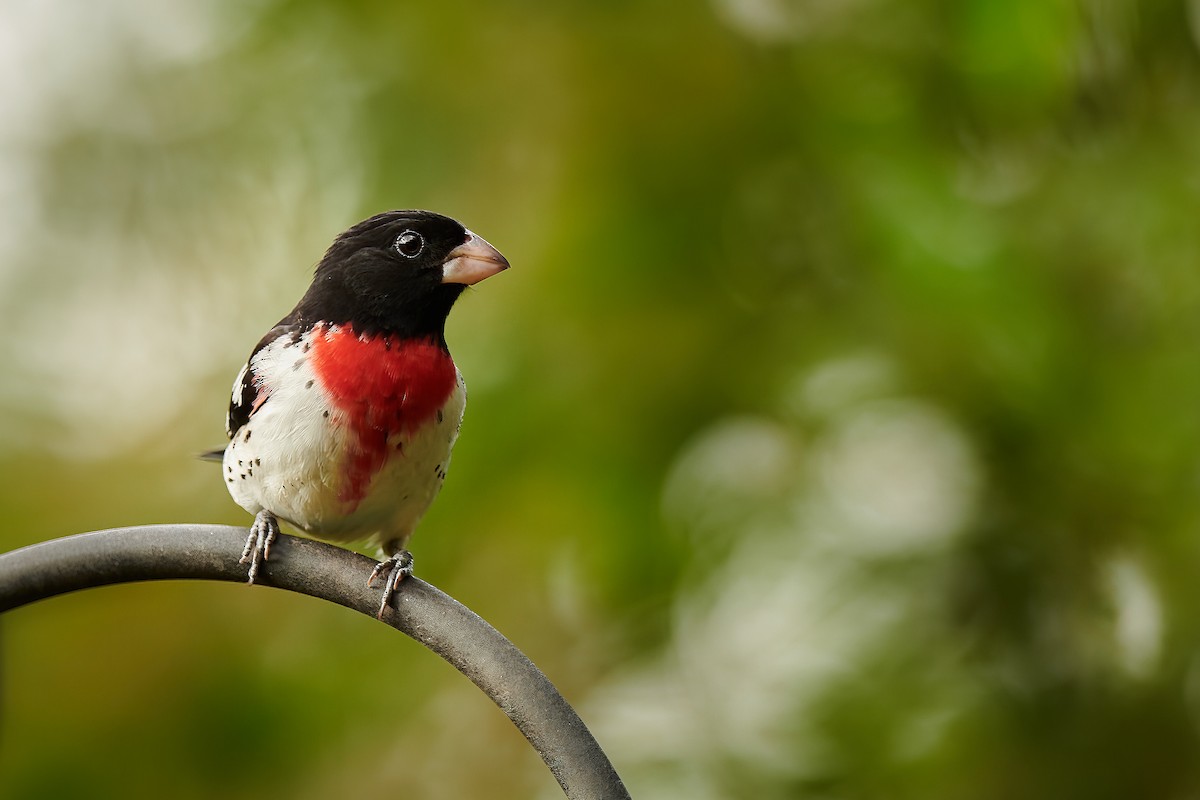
top-left (226, 319), bottom-right (304, 438)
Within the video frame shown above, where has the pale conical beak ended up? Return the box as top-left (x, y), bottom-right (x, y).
top-left (441, 231), bottom-right (510, 285)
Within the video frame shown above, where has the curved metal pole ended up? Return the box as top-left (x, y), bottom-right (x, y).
top-left (0, 525), bottom-right (630, 800)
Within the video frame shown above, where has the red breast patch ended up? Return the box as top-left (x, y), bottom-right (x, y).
top-left (309, 324), bottom-right (457, 507)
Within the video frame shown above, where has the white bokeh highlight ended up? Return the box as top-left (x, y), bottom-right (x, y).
top-left (815, 399), bottom-right (980, 554)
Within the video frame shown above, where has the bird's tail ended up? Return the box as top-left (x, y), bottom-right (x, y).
top-left (197, 448), bottom-right (226, 463)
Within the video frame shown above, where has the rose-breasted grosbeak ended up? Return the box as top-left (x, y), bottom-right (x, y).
top-left (214, 210), bottom-right (508, 617)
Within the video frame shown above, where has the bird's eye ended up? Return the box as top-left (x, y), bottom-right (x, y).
top-left (393, 231), bottom-right (425, 258)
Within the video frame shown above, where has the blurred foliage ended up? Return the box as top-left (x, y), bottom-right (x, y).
top-left (2, 0), bottom-right (1200, 798)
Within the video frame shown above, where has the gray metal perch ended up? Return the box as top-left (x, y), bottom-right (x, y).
top-left (0, 524), bottom-right (630, 800)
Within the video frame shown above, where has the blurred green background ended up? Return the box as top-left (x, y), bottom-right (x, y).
top-left (3, 0), bottom-right (1200, 797)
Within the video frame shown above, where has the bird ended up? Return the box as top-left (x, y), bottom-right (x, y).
top-left (212, 210), bottom-right (509, 618)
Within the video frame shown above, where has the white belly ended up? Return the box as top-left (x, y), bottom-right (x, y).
top-left (222, 333), bottom-right (467, 555)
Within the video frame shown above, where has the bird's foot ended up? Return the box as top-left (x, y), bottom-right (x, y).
top-left (368, 550), bottom-right (414, 619)
top-left (239, 510), bottom-right (280, 584)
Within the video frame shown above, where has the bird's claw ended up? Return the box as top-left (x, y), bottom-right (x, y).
top-left (240, 510), bottom-right (280, 584)
top-left (368, 550), bottom-right (414, 619)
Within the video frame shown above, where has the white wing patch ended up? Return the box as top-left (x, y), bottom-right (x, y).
top-left (226, 362), bottom-right (251, 438)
